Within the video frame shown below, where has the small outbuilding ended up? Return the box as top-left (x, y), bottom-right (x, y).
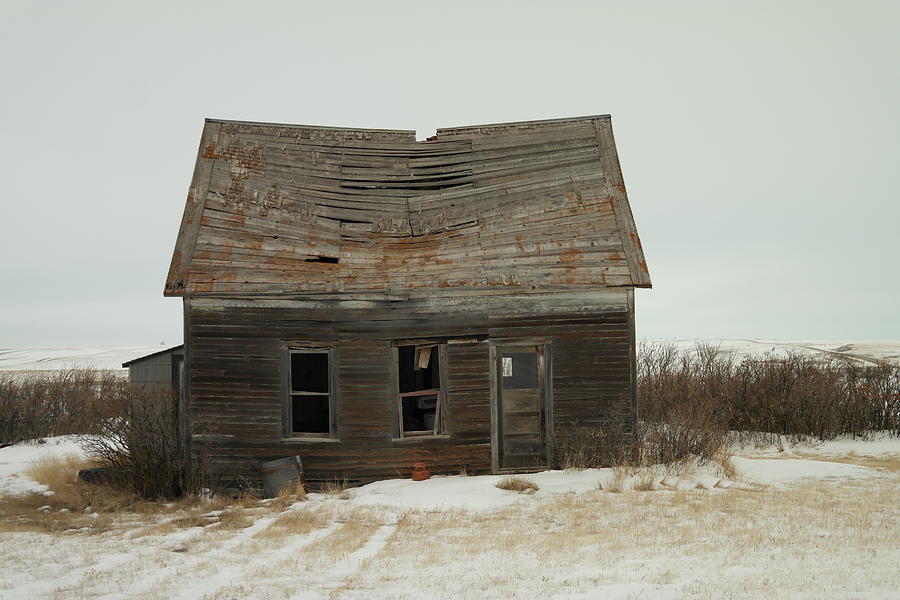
top-left (122, 345), bottom-right (184, 389)
top-left (164, 115), bottom-right (651, 487)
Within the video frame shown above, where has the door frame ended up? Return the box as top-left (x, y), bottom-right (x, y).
top-left (489, 340), bottom-right (554, 473)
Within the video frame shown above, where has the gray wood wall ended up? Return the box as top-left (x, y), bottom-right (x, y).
top-left (128, 352), bottom-right (176, 387)
top-left (186, 291), bottom-right (635, 486)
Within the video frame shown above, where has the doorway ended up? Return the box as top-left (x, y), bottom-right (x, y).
top-left (491, 344), bottom-right (551, 471)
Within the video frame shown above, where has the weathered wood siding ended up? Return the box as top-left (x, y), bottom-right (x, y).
top-left (186, 292), bottom-right (635, 486)
top-left (127, 352), bottom-right (174, 387)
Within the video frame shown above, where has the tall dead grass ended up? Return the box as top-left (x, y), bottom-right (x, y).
top-left (495, 476), bottom-right (539, 494)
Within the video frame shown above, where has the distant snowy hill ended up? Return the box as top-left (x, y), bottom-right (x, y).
top-left (0, 340), bottom-right (897, 373)
top-left (656, 339), bottom-right (900, 366)
top-left (0, 345), bottom-right (169, 372)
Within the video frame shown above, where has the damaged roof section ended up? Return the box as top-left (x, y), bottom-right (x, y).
top-left (164, 115), bottom-right (651, 298)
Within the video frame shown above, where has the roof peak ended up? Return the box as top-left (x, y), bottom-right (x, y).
top-left (203, 114), bottom-right (613, 140)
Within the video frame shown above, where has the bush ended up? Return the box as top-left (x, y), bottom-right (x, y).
top-left (637, 412), bottom-right (727, 467)
top-left (638, 341), bottom-right (900, 440)
top-left (82, 384), bottom-right (203, 500)
top-left (555, 419), bottom-right (638, 469)
top-left (0, 369), bottom-right (125, 446)
top-left (555, 415), bottom-right (725, 471)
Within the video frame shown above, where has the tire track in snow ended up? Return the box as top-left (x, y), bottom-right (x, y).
top-left (98, 513), bottom-right (281, 599)
top-left (286, 523), bottom-right (397, 600)
top-left (173, 519), bottom-right (343, 599)
top-left (7, 524), bottom-right (209, 600)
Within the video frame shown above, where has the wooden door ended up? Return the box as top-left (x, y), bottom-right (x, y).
top-left (493, 345), bottom-right (548, 470)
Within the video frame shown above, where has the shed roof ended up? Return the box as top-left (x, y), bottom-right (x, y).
top-left (121, 345), bottom-right (184, 368)
top-left (165, 115), bottom-right (650, 298)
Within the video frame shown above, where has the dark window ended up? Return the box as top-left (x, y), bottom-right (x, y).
top-left (501, 352), bottom-right (538, 389)
top-left (289, 351), bottom-right (331, 435)
top-left (291, 352), bottom-right (328, 393)
top-left (396, 345), bottom-right (443, 437)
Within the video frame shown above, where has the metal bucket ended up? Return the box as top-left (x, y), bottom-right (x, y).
top-left (261, 456), bottom-right (304, 498)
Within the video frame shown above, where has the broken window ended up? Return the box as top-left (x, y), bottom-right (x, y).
top-left (396, 344), bottom-right (443, 437)
top-left (286, 349), bottom-right (333, 437)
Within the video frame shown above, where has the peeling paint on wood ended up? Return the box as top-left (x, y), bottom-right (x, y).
top-left (165, 115), bottom-right (650, 298)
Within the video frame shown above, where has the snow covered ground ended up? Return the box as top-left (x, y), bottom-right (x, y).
top-left (0, 434), bottom-right (897, 599)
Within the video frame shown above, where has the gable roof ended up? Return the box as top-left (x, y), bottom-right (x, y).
top-left (165, 115), bottom-right (650, 298)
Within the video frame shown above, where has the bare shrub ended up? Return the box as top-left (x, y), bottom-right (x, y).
top-left (638, 414), bottom-right (727, 467)
top-left (82, 384), bottom-right (204, 500)
top-left (556, 416), bottom-right (725, 472)
top-left (495, 476), bottom-right (539, 494)
top-left (555, 419), bottom-right (636, 469)
top-left (0, 369), bottom-right (125, 446)
top-left (638, 341), bottom-right (900, 441)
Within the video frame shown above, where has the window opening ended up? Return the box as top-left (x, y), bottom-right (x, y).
top-left (397, 345), bottom-right (442, 437)
top-left (290, 351), bottom-right (331, 435)
top-left (501, 352), bottom-right (538, 389)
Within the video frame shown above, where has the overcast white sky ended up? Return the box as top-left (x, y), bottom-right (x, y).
top-left (1, 1), bottom-right (898, 347)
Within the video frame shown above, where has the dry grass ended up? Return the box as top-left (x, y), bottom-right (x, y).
top-left (271, 480), bottom-right (307, 510)
top-left (633, 466), bottom-right (659, 491)
top-left (215, 508), bottom-right (255, 530)
top-left (254, 506), bottom-right (329, 540)
top-left (716, 451), bottom-right (739, 479)
top-left (1, 455), bottom-right (268, 536)
top-left (322, 479), bottom-right (351, 500)
top-left (253, 507), bottom-right (386, 579)
top-left (778, 452), bottom-right (900, 473)
top-left (604, 466), bottom-right (628, 493)
top-left (495, 476), bottom-right (539, 494)
top-left (0, 455), bottom-right (144, 533)
top-left (26, 453), bottom-right (91, 489)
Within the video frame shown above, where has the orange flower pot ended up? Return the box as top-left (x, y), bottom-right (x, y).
top-left (411, 461), bottom-right (430, 481)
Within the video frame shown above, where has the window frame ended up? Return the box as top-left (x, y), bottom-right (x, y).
top-left (391, 341), bottom-right (449, 439)
top-left (281, 345), bottom-right (337, 440)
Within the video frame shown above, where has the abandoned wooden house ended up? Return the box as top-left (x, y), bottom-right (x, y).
top-left (164, 114), bottom-right (651, 487)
